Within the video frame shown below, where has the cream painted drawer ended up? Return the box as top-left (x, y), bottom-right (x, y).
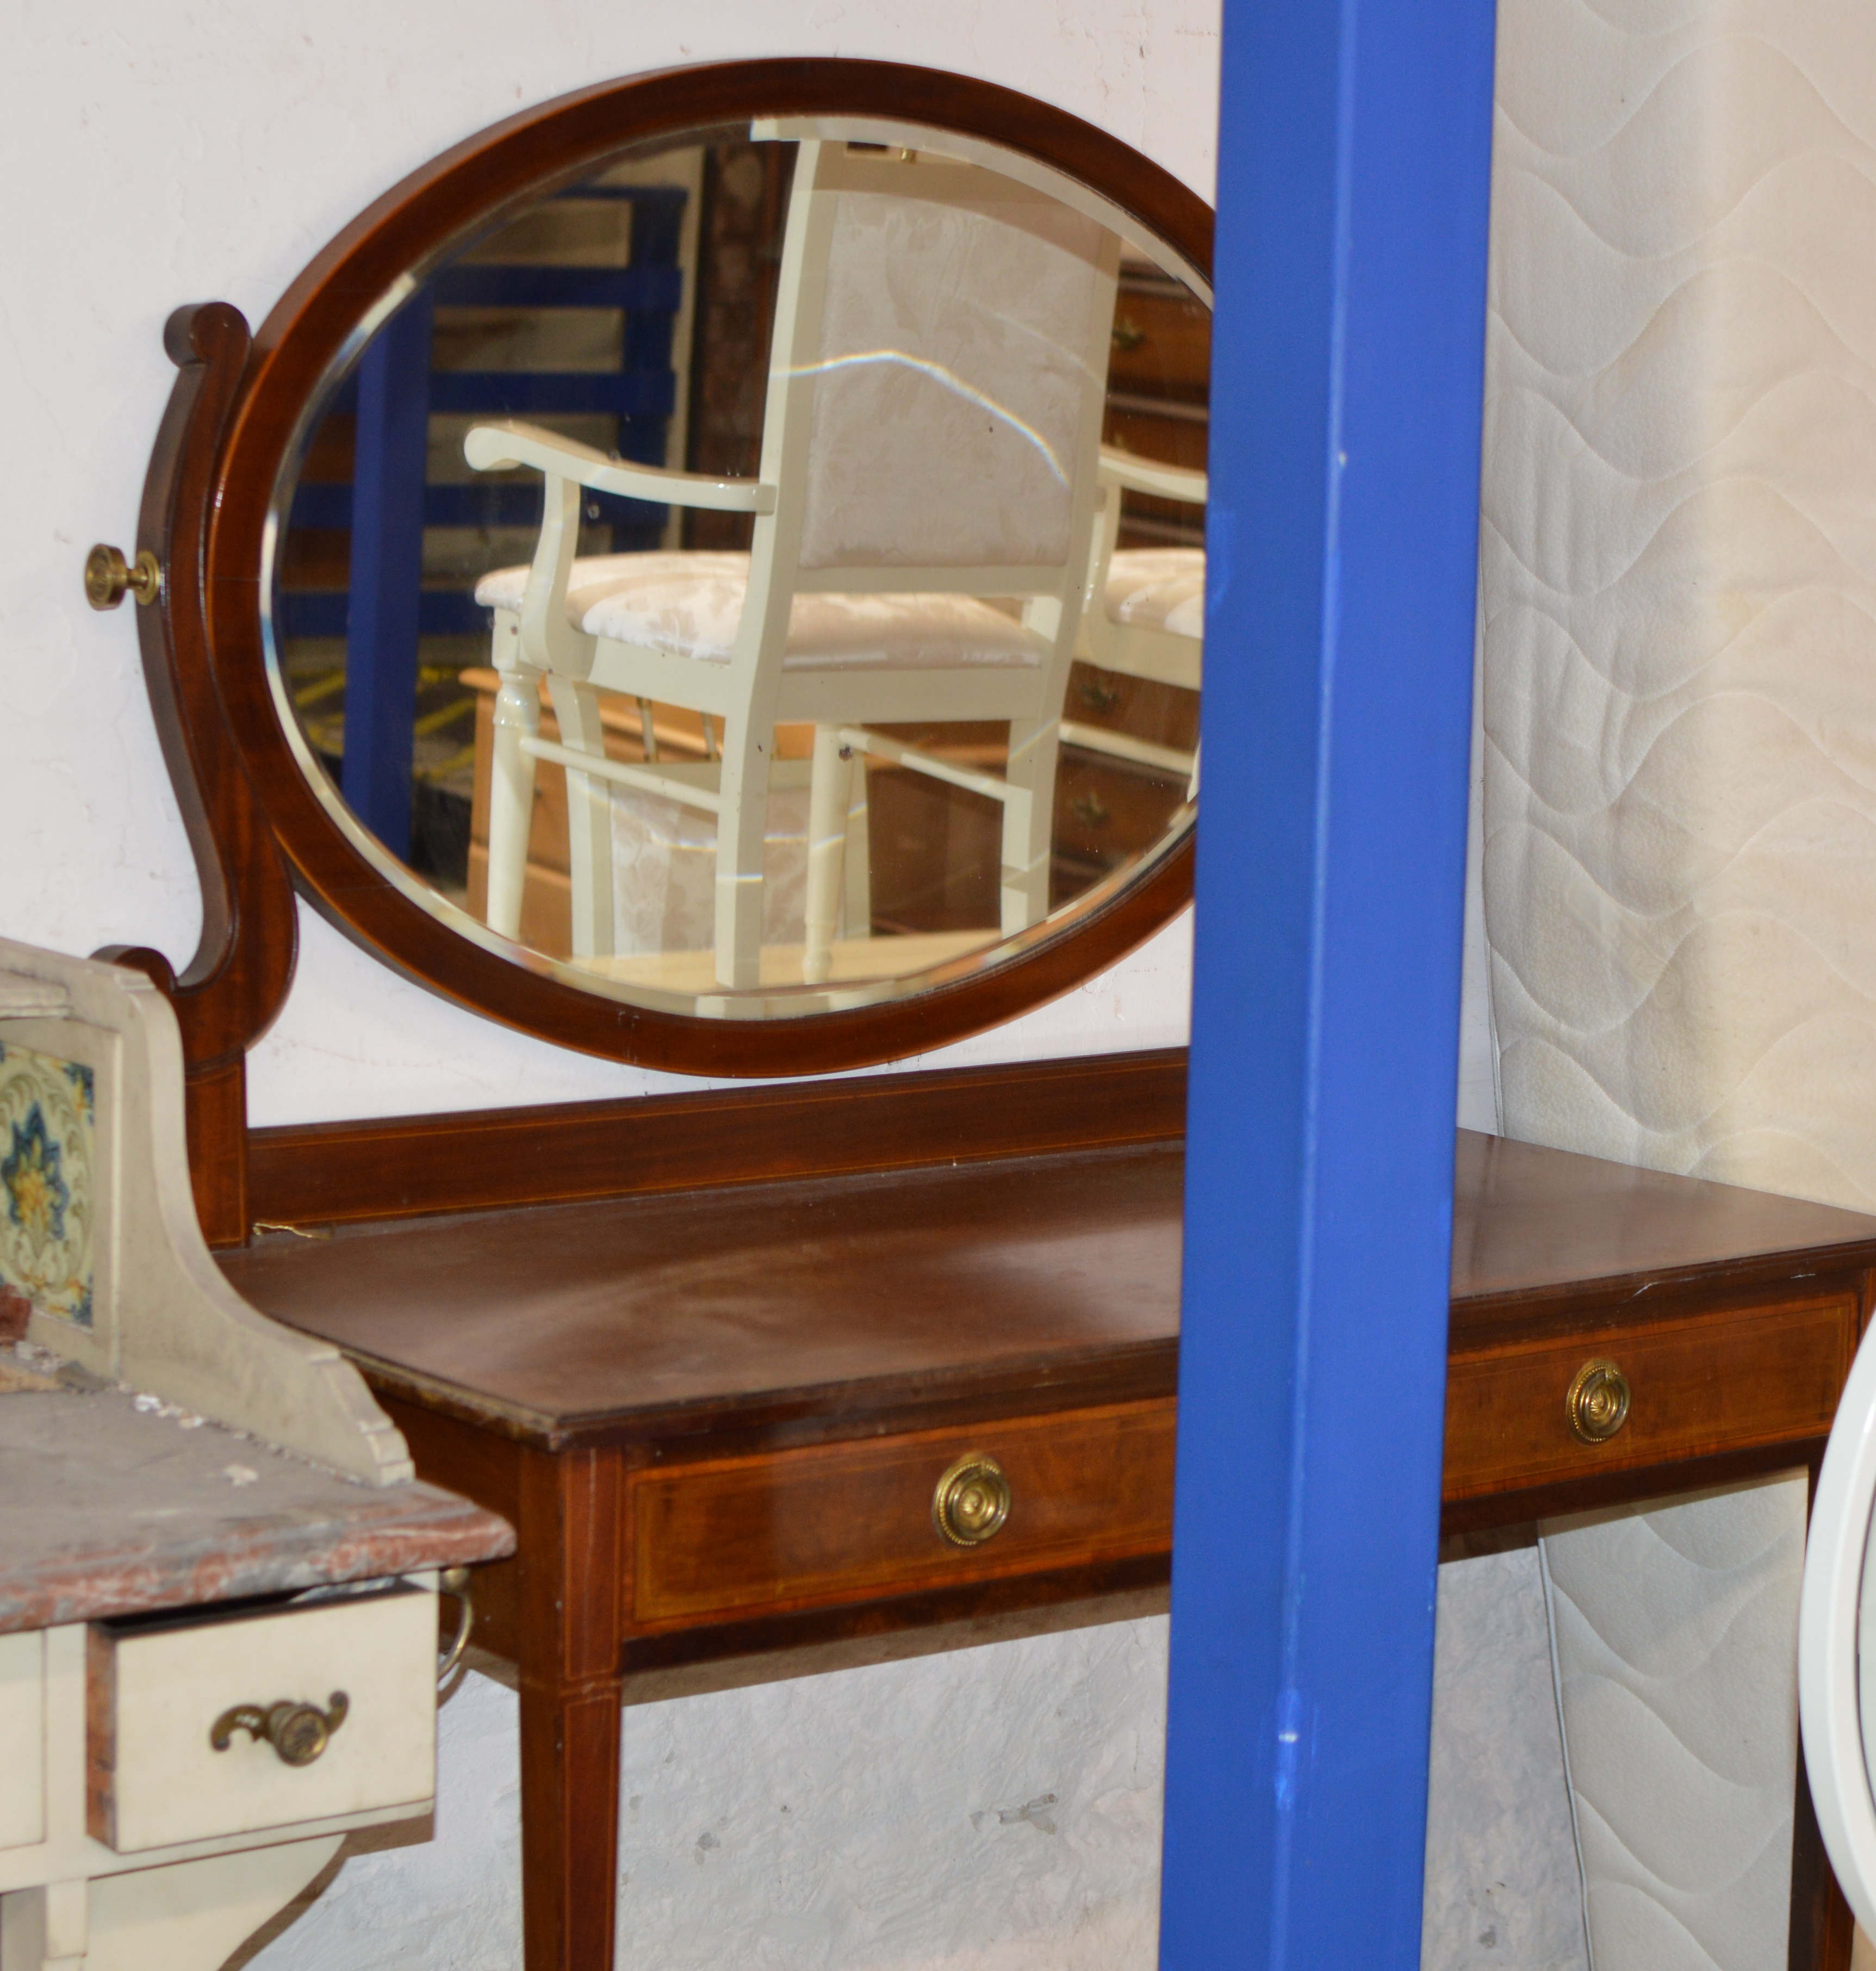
top-left (87, 1585), bottom-right (436, 1853)
top-left (0, 1631), bottom-right (45, 1851)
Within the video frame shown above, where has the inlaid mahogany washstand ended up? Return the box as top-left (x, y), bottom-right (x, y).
top-left (80, 54), bottom-right (1866, 1971)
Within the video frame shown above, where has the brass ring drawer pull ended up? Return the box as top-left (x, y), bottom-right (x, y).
top-left (210, 1691), bottom-right (349, 1767)
top-left (438, 1566), bottom-right (475, 1687)
top-left (1567, 1358), bottom-right (1631, 1444)
top-left (933, 1453), bottom-right (1011, 1547)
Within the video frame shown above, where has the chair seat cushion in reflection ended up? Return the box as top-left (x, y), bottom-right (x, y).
top-left (471, 131), bottom-right (1123, 996)
top-left (1103, 549), bottom-right (1205, 643)
top-left (474, 553), bottom-right (1043, 671)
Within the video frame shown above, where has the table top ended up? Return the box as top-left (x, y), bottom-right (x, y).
top-left (1449, 1130), bottom-right (1876, 1324)
top-left (0, 1349), bottom-right (513, 1635)
top-left (219, 1130), bottom-right (1876, 1454)
top-left (223, 1146), bottom-right (1187, 1450)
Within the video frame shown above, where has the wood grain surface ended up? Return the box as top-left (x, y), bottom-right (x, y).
top-left (247, 1048), bottom-right (1188, 1229)
top-left (1450, 1129), bottom-right (1876, 1314)
top-left (632, 1400), bottom-right (1176, 1627)
top-left (1444, 1290), bottom-right (1860, 1501)
top-left (223, 1146), bottom-right (1187, 1450)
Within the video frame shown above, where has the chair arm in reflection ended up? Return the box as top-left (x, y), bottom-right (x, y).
top-left (463, 418), bottom-right (778, 514)
top-left (1096, 444), bottom-right (1207, 506)
top-left (1073, 450), bottom-right (1206, 796)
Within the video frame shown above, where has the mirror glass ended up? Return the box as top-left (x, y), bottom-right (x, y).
top-left (265, 116), bottom-right (1209, 1019)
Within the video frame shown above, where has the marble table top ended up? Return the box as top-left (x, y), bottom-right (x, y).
top-left (0, 1346), bottom-right (512, 1634)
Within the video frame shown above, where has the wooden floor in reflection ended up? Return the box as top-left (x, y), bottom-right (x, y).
top-left (575, 928), bottom-right (999, 994)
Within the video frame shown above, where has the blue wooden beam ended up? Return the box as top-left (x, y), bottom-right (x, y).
top-left (1160, 0), bottom-right (1496, 1964)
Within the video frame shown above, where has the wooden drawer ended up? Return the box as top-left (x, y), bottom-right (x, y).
top-left (1108, 286), bottom-right (1210, 399)
top-left (1066, 662), bottom-right (1200, 755)
top-left (632, 1400), bottom-right (1177, 1630)
top-left (1053, 751), bottom-right (1190, 882)
top-left (1444, 1290), bottom-right (1858, 1502)
top-left (88, 1584), bottom-right (437, 1853)
top-left (0, 1631), bottom-right (45, 1852)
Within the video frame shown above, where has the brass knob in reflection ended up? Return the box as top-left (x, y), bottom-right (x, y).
top-left (84, 544), bottom-right (163, 611)
top-left (933, 1453), bottom-right (1011, 1547)
top-left (210, 1691), bottom-right (349, 1767)
top-left (1567, 1358), bottom-right (1631, 1445)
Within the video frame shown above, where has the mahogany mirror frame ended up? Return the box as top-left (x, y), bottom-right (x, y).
top-left (105, 59), bottom-right (1210, 1243)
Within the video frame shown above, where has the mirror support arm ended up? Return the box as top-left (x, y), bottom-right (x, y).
top-left (91, 303), bottom-right (299, 1250)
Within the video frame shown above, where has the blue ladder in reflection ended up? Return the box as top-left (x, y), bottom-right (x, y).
top-left (279, 183), bottom-right (686, 859)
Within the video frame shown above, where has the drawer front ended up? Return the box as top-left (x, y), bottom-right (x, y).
top-left (89, 1585), bottom-right (436, 1853)
top-left (1444, 1291), bottom-right (1858, 1501)
top-left (633, 1400), bottom-right (1177, 1629)
top-left (1108, 287), bottom-right (1210, 398)
top-left (1066, 664), bottom-right (1200, 757)
top-left (0, 1630), bottom-right (45, 1851)
top-left (1055, 752), bottom-right (1191, 875)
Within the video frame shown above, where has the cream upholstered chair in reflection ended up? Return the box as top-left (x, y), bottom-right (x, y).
top-left (1067, 449), bottom-right (1207, 788)
top-left (467, 134), bottom-right (1121, 992)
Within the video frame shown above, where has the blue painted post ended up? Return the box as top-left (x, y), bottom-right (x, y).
top-left (343, 285), bottom-right (435, 861)
top-left (1159, 0), bottom-right (1496, 1964)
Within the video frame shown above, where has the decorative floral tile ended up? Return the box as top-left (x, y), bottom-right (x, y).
top-left (0, 1040), bottom-right (94, 1328)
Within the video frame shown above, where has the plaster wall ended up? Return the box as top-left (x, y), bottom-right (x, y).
top-left (0, 4), bottom-right (1517, 1967)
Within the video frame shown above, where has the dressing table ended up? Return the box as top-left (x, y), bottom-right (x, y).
top-left (219, 1074), bottom-right (1871, 1971)
top-left (80, 52), bottom-right (1863, 1971)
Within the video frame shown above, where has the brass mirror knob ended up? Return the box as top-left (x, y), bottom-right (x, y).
top-left (84, 543), bottom-right (162, 611)
top-left (1567, 1358), bottom-right (1631, 1444)
top-left (933, 1453), bottom-right (1011, 1547)
top-left (210, 1690), bottom-right (349, 1767)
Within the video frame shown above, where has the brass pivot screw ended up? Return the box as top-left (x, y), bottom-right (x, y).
top-left (1567, 1358), bottom-right (1632, 1444)
top-left (210, 1691), bottom-right (350, 1767)
top-left (933, 1453), bottom-right (1011, 1547)
top-left (84, 544), bottom-right (162, 610)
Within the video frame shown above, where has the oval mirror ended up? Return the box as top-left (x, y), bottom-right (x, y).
top-left (193, 65), bottom-right (1210, 1071)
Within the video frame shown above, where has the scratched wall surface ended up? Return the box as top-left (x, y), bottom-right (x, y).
top-left (1481, 0), bottom-right (1876, 1208)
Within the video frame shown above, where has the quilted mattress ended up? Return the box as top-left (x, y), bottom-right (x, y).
top-left (1476, 0), bottom-right (1875, 1962)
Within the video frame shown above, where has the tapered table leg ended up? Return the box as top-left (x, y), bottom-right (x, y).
top-left (517, 1447), bottom-right (626, 1971)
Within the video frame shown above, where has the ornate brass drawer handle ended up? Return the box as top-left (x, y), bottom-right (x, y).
top-left (1567, 1358), bottom-right (1631, 1444)
top-left (210, 1691), bottom-right (349, 1767)
top-left (933, 1453), bottom-right (1011, 1547)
